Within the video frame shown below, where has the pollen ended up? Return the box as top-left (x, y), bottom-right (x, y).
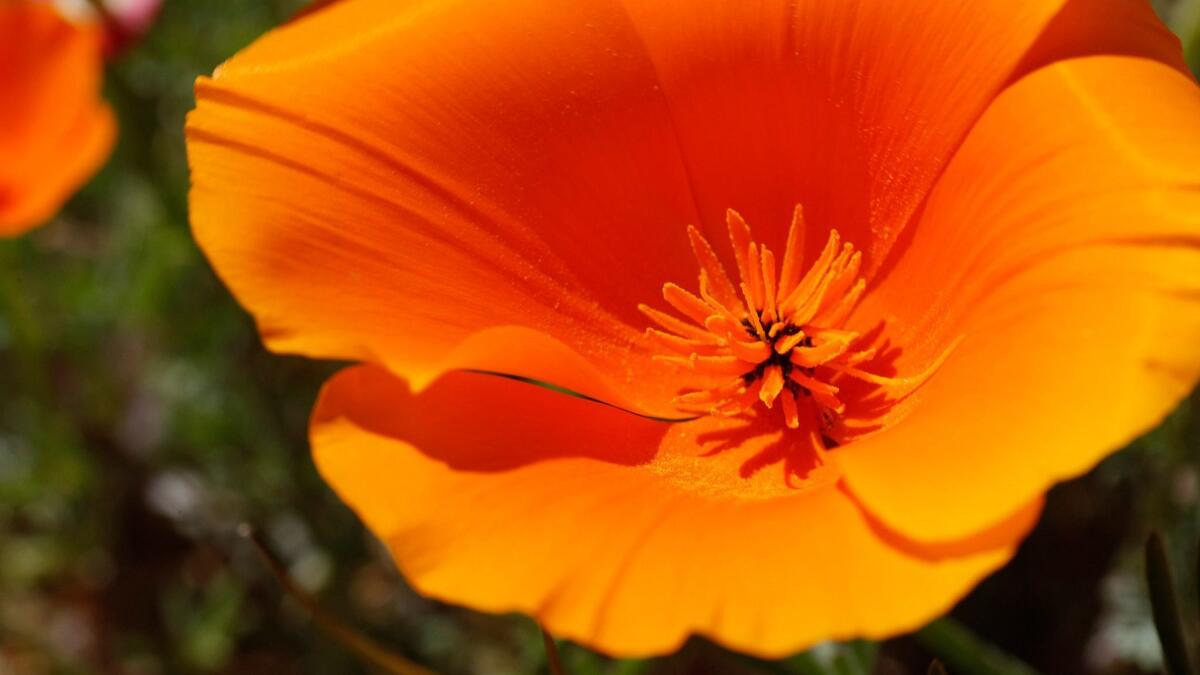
top-left (641, 206), bottom-right (950, 441)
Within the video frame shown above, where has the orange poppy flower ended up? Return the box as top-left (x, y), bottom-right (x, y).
top-left (186, 0), bottom-right (1200, 657)
top-left (0, 0), bottom-right (115, 236)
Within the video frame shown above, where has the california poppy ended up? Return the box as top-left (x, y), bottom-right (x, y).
top-left (187, 0), bottom-right (1200, 657)
top-left (0, 0), bottom-right (115, 236)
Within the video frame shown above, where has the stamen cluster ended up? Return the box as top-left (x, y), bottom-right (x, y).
top-left (642, 206), bottom-right (927, 437)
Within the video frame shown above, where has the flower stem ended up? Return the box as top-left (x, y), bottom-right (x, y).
top-left (541, 625), bottom-right (566, 675)
top-left (1146, 532), bottom-right (1196, 675)
top-left (239, 524), bottom-right (435, 675)
top-left (914, 617), bottom-right (1041, 675)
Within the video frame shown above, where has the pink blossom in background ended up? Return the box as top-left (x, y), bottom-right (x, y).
top-left (52, 0), bottom-right (162, 56)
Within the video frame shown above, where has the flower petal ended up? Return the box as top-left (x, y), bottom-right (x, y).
top-left (1015, 0), bottom-right (1188, 77)
top-left (840, 56), bottom-right (1200, 543)
top-left (312, 365), bottom-right (1041, 656)
top-left (188, 0), bottom-right (1168, 410)
top-left (187, 0), bottom-right (709, 413)
top-left (0, 2), bottom-right (114, 235)
top-left (196, 2), bottom-right (1195, 657)
top-left (610, 0), bottom-right (1181, 269)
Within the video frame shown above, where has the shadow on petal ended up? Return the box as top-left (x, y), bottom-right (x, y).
top-left (312, 365), bottom-right (672, 471)
top-left (847, 484), bottom-right (1045, 563)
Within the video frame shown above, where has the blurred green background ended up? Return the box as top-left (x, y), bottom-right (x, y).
top-left (1, 1), bottom-right (1199, 673)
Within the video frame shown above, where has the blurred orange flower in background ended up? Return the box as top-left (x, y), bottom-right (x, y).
top-left (0, 0), bottom-right (115, 236)
top-left (186, 0), bottom-right (1200, 658)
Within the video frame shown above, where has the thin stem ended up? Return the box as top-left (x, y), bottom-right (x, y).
top-left (541, 625), bottom-right (566, 675)
top-left (463, 369), bottom-right (699, 423)
top-left (914, 617), bottom-right (1041, 675)
top-left (1146, 532), bottom-right (1196, 675)
top-left (239, 525), bottom-right (436, 675)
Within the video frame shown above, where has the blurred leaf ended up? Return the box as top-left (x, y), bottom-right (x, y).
top-left (164, 572), bottom-right (245, 672)
top-left (1168, 0), bottom-right (1200, 74)
top-left (837, 640), bottom-right (877, 675)
top-left (1145, 532), bottom-right (1195, 675)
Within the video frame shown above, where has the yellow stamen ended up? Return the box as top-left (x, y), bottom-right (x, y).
top-left (791, 336), bottom-right (852, 367)
top-left (644, 205), bottom-right (955, 441)
top-left (759, 364), bottom-right (785, 408)
top-left (827, 335), bottom-right (964, 398)
top-left (816, 278), bottom-right (867, 327)
top-left (780, 390), bottom-right (801, 429)
top-left (663, 283), bottom-right (714, 325)
top-left (729, 335), bottom-right (772, 363)
top-left (698, 273), bottom-right (743, 325)
top-left (746, 243), bottom-right (765, 312)
top-left (760, 246), bottom-right (779, 324)
top-left (774, 330), bottom-right (807, 355)
top-left (687, 225), bottom-right (740, 308)
top-left (779, 229), bottom-right (839, 311)
top-left (638, 304), bottom-right (716, 342)
top-left (726, 209), bottom-right (755, 288)
top-left (716, 382), bottom-right (763, 417)
top-left (789, 243), bottom-right (852, 325)
top-left (777, 204), bottom-right (807, 295)
top-left (790, 371), bottom-right (846, 415)
top-left (645, 328), bottom-right (723, 355)
top-left (704, 315), bottom-right (741, 337)
top-left (740, 282), bottom-right (768, 339)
